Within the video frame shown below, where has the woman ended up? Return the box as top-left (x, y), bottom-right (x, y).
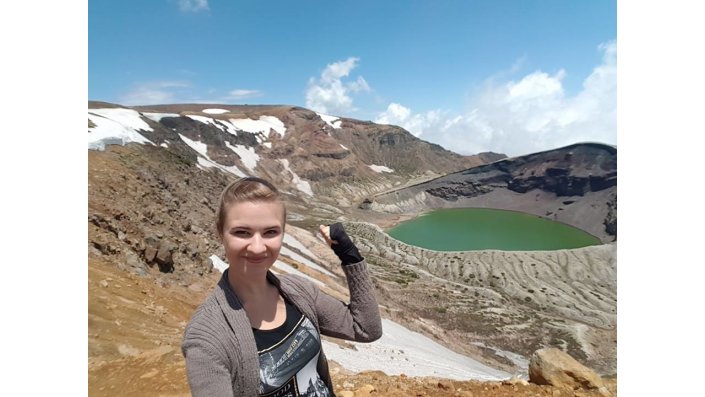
top-left (182, 177), bottom-right (382, 396)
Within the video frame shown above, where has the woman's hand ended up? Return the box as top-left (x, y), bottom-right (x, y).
top-left (318, 224), bottom-right (337, 247)
top-left (319, 223), bottom-right (363, 266)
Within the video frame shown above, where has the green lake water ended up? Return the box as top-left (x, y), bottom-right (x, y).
top-left (387, 208), bottom-right (601, 251)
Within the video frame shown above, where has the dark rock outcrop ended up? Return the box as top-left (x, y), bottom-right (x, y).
top-left (468, 143), bottom-right (617, 197)
top-left (425, 181), bottom-right (492, 201)
top-left (604, 193), bottom-right (617, 237)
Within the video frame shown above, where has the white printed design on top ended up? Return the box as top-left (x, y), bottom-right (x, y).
top-left (258, 317), bottom-right (330, 397)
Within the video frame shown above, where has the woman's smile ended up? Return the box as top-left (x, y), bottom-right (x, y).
top-left (244, 254), bottom-right (269, 264)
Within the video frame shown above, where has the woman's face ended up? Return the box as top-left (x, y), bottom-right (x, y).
top-left (220, 200), bottom-right (285, 274)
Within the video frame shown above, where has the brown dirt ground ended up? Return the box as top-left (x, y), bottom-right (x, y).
top-left (330, 368), bottom-right (617, 397)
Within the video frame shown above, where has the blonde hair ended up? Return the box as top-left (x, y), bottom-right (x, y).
top-left (215, 177), bottom-right (286, 236)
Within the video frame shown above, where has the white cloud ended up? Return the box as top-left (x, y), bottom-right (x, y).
top-left (375, 103), bottom-right (442, 138)
top-left (119, 81), bottom-right (190, 106)
top-left (226, 89), bottom-right (263, 100)
top-left (377, 41), bottom-right (617, 157)
top-left (321, 57), bottom-right (358, 82)
top-left (306, 57), bottom-right (371, 115)
top-left (178, 0), bottom-right (209, 12)
top-left (348, 76), bottom-right (370, 92)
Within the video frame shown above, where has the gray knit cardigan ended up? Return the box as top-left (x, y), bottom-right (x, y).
top-left (181, 260), bottom-right (383, 397)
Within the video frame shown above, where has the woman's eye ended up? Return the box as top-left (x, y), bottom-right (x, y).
top-left (265, 230), bottom-right (280, 236)
top-left (232, 230), bottom-right (250, 237)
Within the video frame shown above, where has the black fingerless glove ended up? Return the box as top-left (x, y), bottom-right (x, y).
top-left (329, 223), bottom-right (364, 266)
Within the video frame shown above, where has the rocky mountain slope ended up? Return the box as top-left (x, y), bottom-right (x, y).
top-left (88, 102), bottom-right (617, 396)
top-left (91, 102), bottom-right (502, 204)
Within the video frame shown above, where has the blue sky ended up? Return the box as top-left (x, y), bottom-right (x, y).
top-left (89, 0), bottom-right (616, 156)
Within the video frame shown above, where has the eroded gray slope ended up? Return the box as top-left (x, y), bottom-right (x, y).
top-left (344, 222), bottom-right (617, 375)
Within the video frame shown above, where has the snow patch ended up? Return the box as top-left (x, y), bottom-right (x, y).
top-left (179, 134), bottom-right (246, 177)
top-left (160, 142), bottom-right (169, 148)
top-left (230, 116), bottom-right (287, 137)
top-left (209, 255), bottom-right (229, 273)
top-left (214, 116), bottom-right (287, 145)
top-left (472, 341), bottom-right (529, 373)
top-left (317, 113), bottom-right (342, 129)
top-left (186, 115), bottom-right (226, 132)
top-left (183, 115), bottom-right (241, 136)
top-left (208, 119), bottom-right (241, 137)
top-left (571, 323), bottom-right (594, 358)
top-left (88, 108), bottom-right (154, 150)
top-left (142, 112), bottom-right (179, 122)
top-left (202, 108), bottom-right (230, 114)
top-left (178, 133), bottom-right (208, 155)
top-left (322, 319), bottom-right (510, 381)
top-left (89, 108), bottom-right (153, 131)
top-left (339, 144), bottom-right (348, 150)
top-left (260, 116), bottom-right (287, 136)
top-left (368, 164), bottom-right (394, 173)
top-left (278, 159), bottom-right (313, 196)
top-left (224, 141), bottom-right (259, 172)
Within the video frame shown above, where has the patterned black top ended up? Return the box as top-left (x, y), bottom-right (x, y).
top-left (252, 299), bottom-right (331, 397)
